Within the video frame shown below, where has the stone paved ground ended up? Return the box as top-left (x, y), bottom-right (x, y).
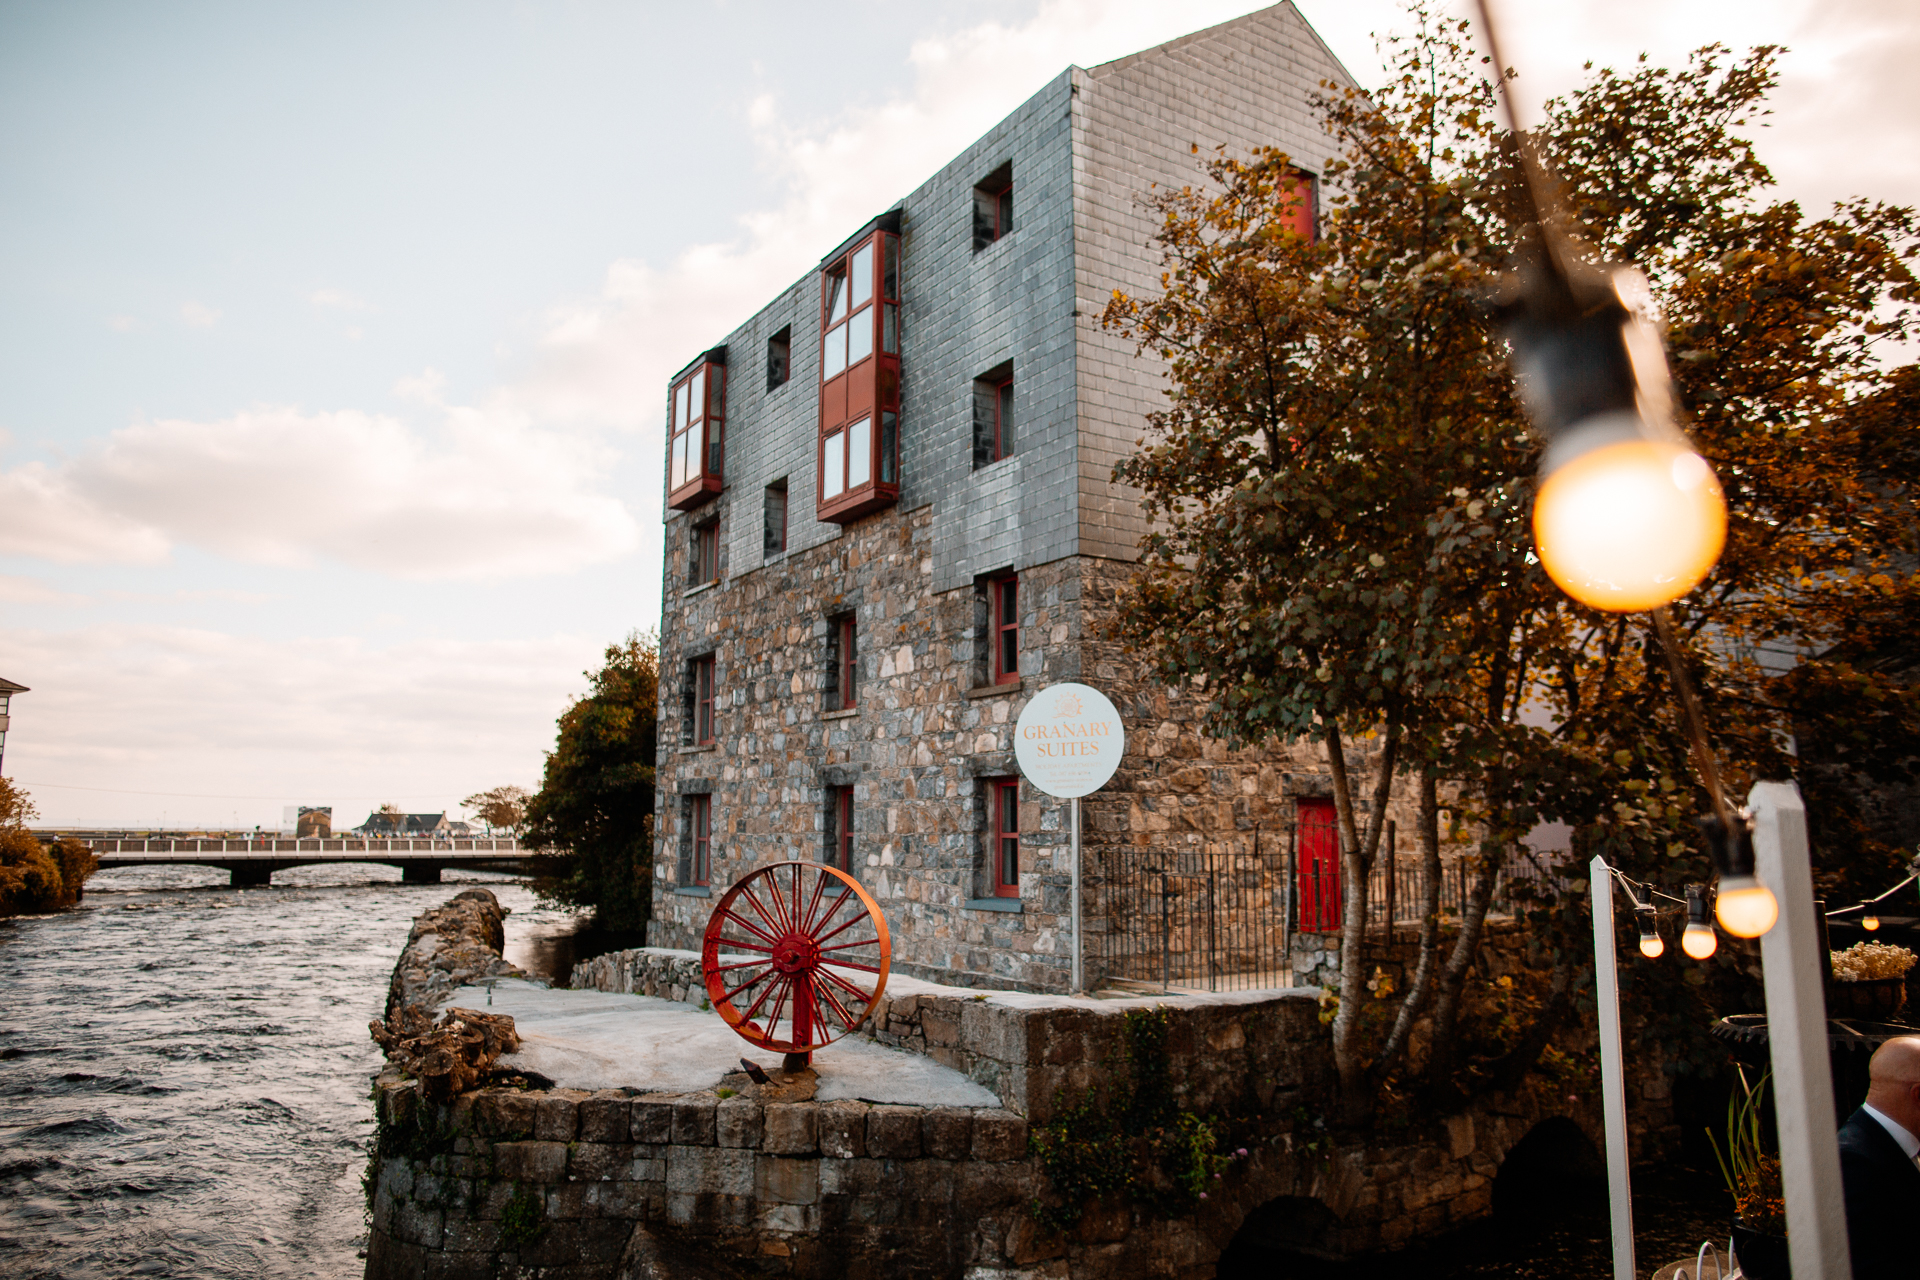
top-left (450, 978), bottom-right (999, 1107)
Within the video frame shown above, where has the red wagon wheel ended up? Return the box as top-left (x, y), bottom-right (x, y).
top-left (701, 861), bottom-right (891, 1061)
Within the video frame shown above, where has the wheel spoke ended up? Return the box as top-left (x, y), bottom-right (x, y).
top-left (819, 956), bottom-right (881, 975)
top-left (817, 963), bottom-right (876, 1007)
top-left (709, 957), bottom-right (772, 975)
top-left (815, 978), bottom-right (861, 1029)
top-left (720, 967), bottom-right (776, 1004)
top-left (798, 867), bottom-right (832, 934)
top-left (812, 907), bottom-right (868, 947)
top-left (719, 906), bottom-right (781, 948)
top-left (739, 884), bottom-right (787, 936)
top-left (818, 937), bottom-right (879, 954)
top-left (714, 936), bottom-right (775, 954)
top-left (740, 971), bottom-right (783, 1024)
top-left (807, 885), bottom-right (857, 938)
top-left (765, 977), bottom-right (792, 1040)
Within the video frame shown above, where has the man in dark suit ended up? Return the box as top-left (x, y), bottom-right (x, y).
top-left (1839, 1035), bottom-right (1920, 1278)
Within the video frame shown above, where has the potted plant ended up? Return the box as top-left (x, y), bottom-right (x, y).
top-left (1708, 1066), bottom-right (1789, 1280)
top-left (1828, 941), bottom-right (1917, 1020)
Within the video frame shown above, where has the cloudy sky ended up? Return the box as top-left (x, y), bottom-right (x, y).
top-left (1, 0), bottom-right (1912, 829)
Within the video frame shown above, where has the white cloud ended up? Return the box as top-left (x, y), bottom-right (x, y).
top-left (309, 287), bottom-right (368, 310)
top-left (0, 574), bottom-right (89, 605)
top-left (0, 624), bottom-right (597, 827)
top-left (179, 300), bottom-right (221, 328)
top-left (496, 0), bottom-right (1263, 437)
top-left (0, 405), bottom-right (640, 578)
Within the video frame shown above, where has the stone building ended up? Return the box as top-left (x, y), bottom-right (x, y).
top-left (650, 5), bottom-right (1385, 992)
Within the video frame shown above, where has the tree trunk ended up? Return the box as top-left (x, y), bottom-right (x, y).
top-left (1422, 840), bottom-right (1504, 1101)
top-left (1327, 721), bottom-right (1400, 1102)
top-left (1372, 769), bottom-right (1443, 1083)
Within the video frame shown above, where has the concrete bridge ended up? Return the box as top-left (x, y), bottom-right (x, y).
top-left (74, 835), bottom-right (538, 887)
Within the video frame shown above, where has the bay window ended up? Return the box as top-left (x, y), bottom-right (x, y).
top-left (668, 348), bottom-right (727, 511)
top-left (817, 215), bottom-right (901, 523)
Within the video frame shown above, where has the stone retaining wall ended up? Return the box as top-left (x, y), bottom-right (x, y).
top-left (365, 1071), bottom-right (1035, 1280)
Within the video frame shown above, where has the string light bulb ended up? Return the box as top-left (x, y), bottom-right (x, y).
top-left (1864, 915), bottom-right (1881, 932)
top-left (1504, 265), bottom-right (1726, 612)
top-left (1636, 906), bottom-right (1664, 959)
top-left (1683, 885), bottom-right (1718, 960)
top-left (1714, 874), bottom-right (1779, 939)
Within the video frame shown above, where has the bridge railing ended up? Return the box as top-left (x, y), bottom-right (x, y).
top-left (79, 836), bottom-right (526, 854)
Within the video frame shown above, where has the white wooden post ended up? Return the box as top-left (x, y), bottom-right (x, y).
top-left (1070, 797), bottom-right (1082, 994)
top-left (1750, 780), bottom-right (1851, 1279)
top-left (1590, 855), bottom-right (1636, 1280)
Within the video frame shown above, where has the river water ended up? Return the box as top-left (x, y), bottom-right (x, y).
top-left (0, 864), bottom-right (582, 1280)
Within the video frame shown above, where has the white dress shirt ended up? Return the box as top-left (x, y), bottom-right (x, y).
top-left (1861, 1102), bottom-right (1920, 1164)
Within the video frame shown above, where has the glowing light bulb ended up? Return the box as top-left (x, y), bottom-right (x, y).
top-left (1714, 875), bottom-right (1779, 939)
top-left (1534, 439), bottom-right (1726, 613)
top-left (1635, 908), bottom-right (1664, 959)
top-left (1682, 921), bottom-right (1718, 960)
top-left (1864, 915), bottom-right (1881, 932)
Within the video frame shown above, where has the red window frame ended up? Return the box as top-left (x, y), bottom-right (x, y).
top-left (817, 225), bottom-right (900, 523)
top-left (694, 521), bottom-right (719, 584)
top-left (1280, 170), bottom-right (1317, 242)
top-left (692, 655), bottom-right (715, 746)
top-left (1296, 798), bottom-right (1340, 932)
top-left (691, 793), bottom-right (712, 886)
top-left (836, 616), bottom-right (858, 711)
top-left (991, 574), bottom-right (1019, 684)
top-left (668, 356), bottom-right (726, 511)
top-left (989, 374), bottom-right (1013, 462)
top-left (828, 785), bottom-right (855, 872)
top-left (992, 778), bottom-right (1020, 896)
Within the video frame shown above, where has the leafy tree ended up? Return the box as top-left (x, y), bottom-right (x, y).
top-left (462, 785), bottom-right (531, 836)
top-left (1104, 9), bottom-right (1916, 1114)
top-left (522, 632), bottom-right (659, 934)
top-left (0, 779), bottom-right (96, 917)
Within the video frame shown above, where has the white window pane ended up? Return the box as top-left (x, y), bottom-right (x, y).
top-left (823, 432), bottom-right (845, 498)
top-left (828, 271), bottom-right (848, 324)
top-left (671, 432), bottom-right (688, 489)
top-left (824, 323), bottom-right (847, 379)
top-left (850, 243), bottom-right (873, 309)
top-left (847, 307), bottom-right (873, 366)
top-left (847, 416), bottom-right (871, 488)
top-left (676, 382), bottom-right (689, 430)
top-left (689, 368), bottom-right (705, 422)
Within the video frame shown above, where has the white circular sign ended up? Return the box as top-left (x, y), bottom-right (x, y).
top-left (1013, 682), bottom-right (1126, 799)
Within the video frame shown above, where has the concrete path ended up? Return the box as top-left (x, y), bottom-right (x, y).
top-left (449, 978), bottom-right (999, 1107)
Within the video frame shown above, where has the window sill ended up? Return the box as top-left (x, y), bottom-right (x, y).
top-left (966, 897), bottom-right (1023, 913)
top-left (967, 681), bottom-right (1023, 699)
top-left (684, 579), bottom-right (720, 598)
top-left (822, 707), bottom-right (859, 721)
top-left (674, 885), bottom-right (712, 898)
top-left (679, 743), bottom-right (718, 755)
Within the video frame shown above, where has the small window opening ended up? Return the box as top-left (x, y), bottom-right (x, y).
top-left (764, 480), bottom-right (788, 557)
top-left (692, 520), bottom-right (719, 585)
top-left (990, 573), bottom-right (1019, 684)
top-left (825, 613), bottom-right (857, 711)
top-left (688, 655), bottom-right (716, 746)
top-left (991, 778), bottom-right (1020, 897)
top-left (767, 326), bottom-right (791, 391)
top-left (690, 794), bottom-right (712, 886)
top-left (825, 785), bottom-right (855, 872)
top-left (973, 162), bottom-right (1013, 252)
top-left (973, 362), bottom-right (1014, 466)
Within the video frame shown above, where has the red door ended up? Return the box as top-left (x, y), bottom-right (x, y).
top-left (1297, 798), bottom-right (1341, 932)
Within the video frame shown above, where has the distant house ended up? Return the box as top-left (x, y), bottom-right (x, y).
top-left (0, 676), bottom-right (27, 776)
top-left (355, 811), bottom-right (452, 837)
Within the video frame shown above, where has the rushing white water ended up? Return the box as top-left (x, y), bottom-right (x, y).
top-left (0, 864), bottom-right (582, 1280)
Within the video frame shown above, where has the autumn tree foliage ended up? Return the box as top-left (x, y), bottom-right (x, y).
top-left (461, 785), bottom-right (531, 836)
top-left (522, 633), bottom-right (659, 935)
top-left (0, 779), bottom-right (96, 917)
top-left (1104, 11), bottom-right (1917, 1112)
